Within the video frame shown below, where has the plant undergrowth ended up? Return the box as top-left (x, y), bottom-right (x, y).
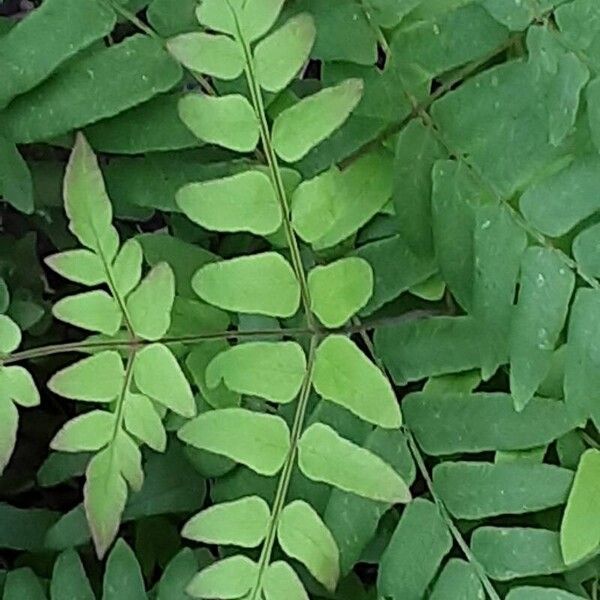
top-left (2, 0), bottom-right (600, 598)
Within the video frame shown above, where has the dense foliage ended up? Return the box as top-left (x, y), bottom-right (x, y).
top-left (2, 0), bottom-right (600, 598)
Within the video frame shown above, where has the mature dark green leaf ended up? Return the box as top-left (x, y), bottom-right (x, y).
top-left (510, 248), bottom-right (575, 410)
top-left (51, 550), bottom-right (94, 600)
top-left (85, 93), bottom-right (198, 154)
top-left (102, 539), bottom-right (146, 600)
top-left (429, 559), bottom-right (484, 600)
top-left (0, 135), bottom-right (33, 213)
top-left (433, 461), bottom-right (574, 519)
top-left (564, 289), bottom-right (600, 425)
top-left (471, 527), bottom-right (567, 580)
top-left (0, 0), bottom-right (116, 108)
top-left (3, 35), bottom-right (182, 143)
top-left (378, 499), bottom-right (452, 600)
top-left (375, 316), bottom-right (486, 385)
top-left (405, 392), bottom-right (577, 455)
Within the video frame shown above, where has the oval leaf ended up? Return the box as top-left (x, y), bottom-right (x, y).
top-left (254, 14), bottom-right (316, 92)
top-left (560, 448), bottom-right (600, 565)
top-left (126, 262), bottom-right (175, 341)
top-left (51, 410), bottom-right (115, 453)
top-left (206, 341), bottom-right (306, 404)
top-left (167, 32), bottom-right (244, 80)
top-left (53, 291), bottom-right (122, 336)
top-left (48, 351), bottom-right (125, 403)
top-left (178, 408), bottom-right (290, 476)
top-left (298, 423), bottom-right (411, 503)
top-left (179, 94), bottom-right (259, 152)
top-left (193, 252), bottom-right (300, 317)
top-left (186, 555), bottom-right (258, 600)
top-left (263, 561), bottom-right (309, 600)
top-left (308, 257), bottom-right (373, 327)
top-left (182, 496), bottom-right (270, 547)
top-left (176, 170), bottom-right (281, 235)
top-left (313, 335), bottom-right (401, 428)
top-left (133, 344), bottom-right (195, 418)
top-left (277, 500), bottom-right (340, 592)
top-left (45, 249), bottom-right (106, 286)
top-left (272, 79), bottom-right (363, 162)
top-left (0, 315), bottom-right (22, 355)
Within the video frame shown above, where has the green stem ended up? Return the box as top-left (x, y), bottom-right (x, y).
top-left (109, 349), bottom-right (136, 445)
top-left (228, 3), bottom-right (313, 324)
top-left (249, 336), bottom-right (318, 600)
top-left (353, 314), bottom-right (501, 599)
top-left (104, 0), bottom-right (215, 95)
top-left (1, 310), bottom-right (437, 367)
top-left (406, 431), bottom-right (502, 600)
top-left (412, 102), bottom-right (600, 292)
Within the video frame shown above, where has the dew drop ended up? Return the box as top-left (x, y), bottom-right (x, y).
top-left (536, 273), bottom-right (545, 287)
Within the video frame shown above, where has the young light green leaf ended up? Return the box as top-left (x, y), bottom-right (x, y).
top-left (182, 496), bottom-right (270, 547)
top-left (0, 315), bottom-right (22, 355)
top-left (50, 549), bottom-right (95, 600)
top-left (53, 291), bottom-right (122, 335)
top-left (263, 561), bottom-right (309, 600)
top-left (102, 539), bottom-right (146, 600)
top-left (254, 14), bottom-right (316, 92)
top-left (272, 79), bottom-right (363, 162)
top-left (178, 408), bottom-right (290, 476)
top-left (313, 335), bottom-right (401, 428)
top-left (186, 341), bottom-right (241, 409)
top-left (277, 500), bottom-right (340, 592)
top-left (560, 448), bottom-right (600, 565)
top-left (133, 344), bottom-right (195, 417)
top-left (0, 398), bottom-right (18, 474)
top-left (84, 448), bottom-right (128, 559)
top-left (167, 32), bottom-right (244, 79)
top-left (510, 247), bottom-right (574, 410)
top-left (193, 252), bottom-right (300, 317)
top-left (114, 430), bottom-right (144, 493)
top-left (48, 351), bottom-right (125, 403)
top-left (298, 423), bottom-right (411, 503)
top-left (112, 239), bottom-right (143, 297)
top-left (291, 149), bottom-right (393, 250)
top-left (206, 341), bottom-right (306, 403)
top-left (176, 170), bottom-right (281, 235)
top-left (126, 263), bottom-right (175, 341)
top-left (45, 249), bottom-right (106, 286)
top-left (123, 393), bottom-right (166, 453)
top-left (64, 134), bottom-right (119, 260)
top-left (0, 366), bottom-right (40, 407)
top-left (196, 0), bottom-right (285, 42)
top-left (179, 94), bottom-right (259, 152)
top-left (308, 257), bottom-right (373, 327)
top-left (186, 555), bottom-right (258, 600)
top-left (51, 411), bottom-right (116, 453)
